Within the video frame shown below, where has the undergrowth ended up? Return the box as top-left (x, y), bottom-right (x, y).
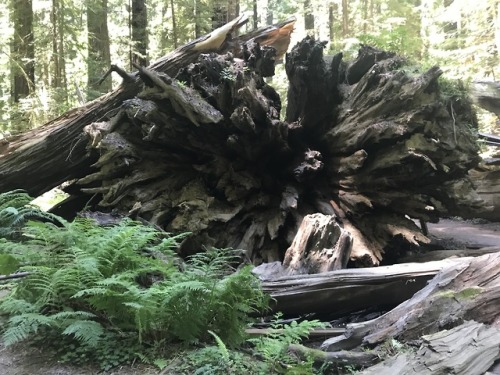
top-left (0, 190), bottom-right (329, 373)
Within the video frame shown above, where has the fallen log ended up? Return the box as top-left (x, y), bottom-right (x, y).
top-left (0, 20), bottom-right (483, 266)
top-left (359, 321), bottom-right (500, 375)
top-left (257, 257), bottom-right (471, 316)
top-left (321, 252), bottom-right (500, 351)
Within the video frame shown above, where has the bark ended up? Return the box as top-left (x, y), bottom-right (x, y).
top-left (0, 24), bottom-right (482, 267)
top-left (360, 321), bottom-right (500, 375)
top-left (257, 256), bottom-right (471, 316)
top-left (11, 0), bottom-right (35, 102)
top-left (321, 252), bottom-right (500, 351)
top-left (87, 0), bottom-right (112, 98)
top-left (131, 0), bottom-right (148, 67)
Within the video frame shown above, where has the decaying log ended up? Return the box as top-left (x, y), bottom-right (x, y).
top-left (359, 321), bottom-right (500, 375)
top-left (257, 257), bottom-right (471, 316)
top-left (321, 252), bottom-right (500, 351)
top-left (0, 19), bottom-right (483, 266)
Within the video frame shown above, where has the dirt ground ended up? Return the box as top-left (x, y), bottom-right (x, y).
top-left (0, 218), bottom-right (499, 375)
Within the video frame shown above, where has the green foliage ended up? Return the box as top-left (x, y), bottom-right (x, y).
top-left (248, 313), bottom-right (328, 373)
top-left (358, 24), bottom-right (422, 58)
top-left (175, 344), bottom-right (266, 375)
top-left (0, 211), bottom-right (268, 370)
top-left (0, 189), bottom-right (64, 240)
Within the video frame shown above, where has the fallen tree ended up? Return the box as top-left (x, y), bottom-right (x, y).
top-left (313, 251), bottom-right (500, 374)
top-left (0, 17), bottom-right (483, 267)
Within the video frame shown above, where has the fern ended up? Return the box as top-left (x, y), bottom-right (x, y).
top-left (248, 314), bottom-right (328, 372)
top-left (0, 212), bottom-right (269, 370)
top-left (0, 190), bottom-right (66, 239)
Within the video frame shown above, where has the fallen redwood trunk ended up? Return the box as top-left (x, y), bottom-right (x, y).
top-left (321, 252), bottom-right (500, 351)
top-left (256, 256), bottom-right (477, 316)
top-left (359, 321), bottom-right (500, 375)
top-left (0, 18), bottom-right (483, 266)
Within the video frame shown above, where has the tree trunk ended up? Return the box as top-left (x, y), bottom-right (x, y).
top-left (257, 256), bottom-right (473, 316)
top-left (87, 0), bottom-right (112, 99)
top-left (341, 0), bottom-right (349, 37)
top-left (0, 21), bottom-right (482, 267)
top-left (359, 321), bottom-right (500, 375)
top-left (311, 252), bottom-right (500, 374)
top-left (131, 0), bottom-right (148, 67)
top-left (321, 252), bottom-right (500, 351)
top-left (10, 0), bottom-right (35, 103)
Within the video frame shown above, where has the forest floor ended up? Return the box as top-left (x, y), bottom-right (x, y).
top-left (0, 218), bottom-right (498, 375)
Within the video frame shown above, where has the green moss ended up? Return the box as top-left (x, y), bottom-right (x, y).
top-left (456, 287), bottom-right (483, 300)
top-left (436, 287), bottom-right (483, 301)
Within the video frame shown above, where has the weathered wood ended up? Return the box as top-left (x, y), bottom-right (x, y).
top-left (282, 213), bottom-right (352, 274)
top-left (359, 321), bottom-right (500, 375)
top-left (321, 252), bottom-right (500, 351)
top-left (258, 257), bottom-right (470, 316)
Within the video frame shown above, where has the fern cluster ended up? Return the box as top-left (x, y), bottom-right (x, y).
top-left (0, 212), bottom-right (268, 370)
top-left (0, 189), bottom-right (63, 239)
top-left (248, 313), bottom-right (328, 373)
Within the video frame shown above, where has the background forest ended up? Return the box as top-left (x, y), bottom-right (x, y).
top-left (1, 0), bottom-right (500, 135)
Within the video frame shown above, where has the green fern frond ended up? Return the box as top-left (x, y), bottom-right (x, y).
top-left (62, 320), bottom-right (104, 347)
top-left (3, 313), bottom-right (54, 345)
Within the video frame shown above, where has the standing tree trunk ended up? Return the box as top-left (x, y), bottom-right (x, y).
top-left (87, 0), bottom-right (112, 100)
top-left (342, 0), bottom-right (349, 37)
top-left (304, 0), bottom-right (315, 35)
top-left (51, 0), bottom-right (68, 105)
top-left (170, 0), bottom-right (178, 48)
top-left (131, 0), bottom-right (148, 67)
top-left (10, 0), bottom-right (35, 103)
top-left (328, 2), bottom-right (337, 44)
top-left (253, 0), bottom-right (258, 28)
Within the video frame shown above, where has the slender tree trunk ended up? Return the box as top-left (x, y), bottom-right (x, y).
top-left (212, 0), bottom-right (227, 29)
top-left (266, 0), bottom-right (274, 25)
top-left (194, 0), bottom-right (201, 38)
top-left (131, 0), bottom-right (148, 67)
top-left (51, 0), bottom-right (60, 88)
top-left (227, 0), bottom-right (239, 22)
top-left (362, 0), bottom-right (368, 33)
top-left (304, 0), bottom-right (315, 35)
top-left (57, 0), bottom-right (68, 104)
top-left (87, 0), bottom-right (111, 100)
top-left (328, 3), bottom-right (336, 43)
top-left (341, 0), bottom-right (349, 37)
top-left (10, 0), bottom-right (35, 103)
top-left (253, 0), bottom-right (258, 28)
top-left (170, 0), bottom-right (178, 48)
